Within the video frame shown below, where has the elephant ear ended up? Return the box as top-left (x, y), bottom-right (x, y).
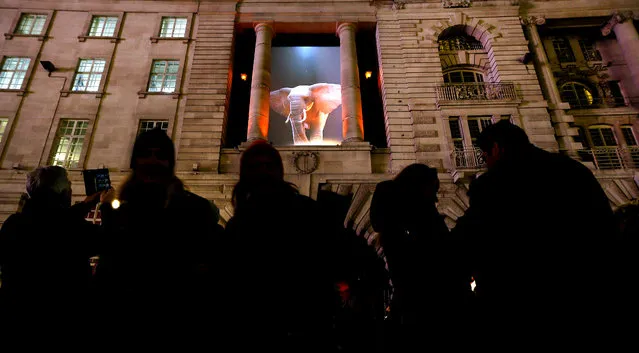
top-left (309, 83), bottom-right (342, 114)
top-left (270, 88), bottom-right (292, 118)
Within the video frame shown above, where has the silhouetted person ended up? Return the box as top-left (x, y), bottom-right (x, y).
top-left (96, 128), bottom-right (222, 341)
top-left (0, 166), bottom-right (104, 335)
top-left (222, 141), bottom-right (335, 352)
top-left (317, 190), bottom-right (388, 353)
top-left (452, 121), bottom-right (619, 347)
top-left (371, 164), bottom-right (471, 350)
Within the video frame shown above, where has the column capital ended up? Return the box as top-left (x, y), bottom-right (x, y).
top-left (336, 22), bottom-right (357, 36)
top-left (253, 22), bottom-right (274, 35)
top-left (519, 16), bottom-right (546, 26)
top-left (602, 11), bottom-right (636, 36)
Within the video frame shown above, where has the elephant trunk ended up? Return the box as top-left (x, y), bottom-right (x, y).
top-left (287, 97), bottom-right (310, 144)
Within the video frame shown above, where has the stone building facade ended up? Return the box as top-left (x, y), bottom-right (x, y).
top-left (0, 0), bottom-right (637, 245)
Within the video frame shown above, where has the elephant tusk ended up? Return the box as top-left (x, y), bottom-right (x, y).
top-left (285, 117), bottom-right (290, 124)
top-left (305, 101), bottom-right (314, 111)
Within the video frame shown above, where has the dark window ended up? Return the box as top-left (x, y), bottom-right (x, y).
top-left (560, 82), bottom-right (595, 108)
top-left (589, 126), bottom-right (617, 147)
top-left (438, 35), bottom-right (483, 51)
top-left (468, 116), bottom-right (493, 147)
top-left (621, 126), bottom-right (637, 146)
top-left (444, 70), bottom-right (483, 83)
top-left (608, 81), bottom-right (625, 106)
top-left (449, 117), bottom-right (464, 150)
top-left (578, 40), bottom-right (602, 61)
top-left (552, 38), bottom-right (576, 63)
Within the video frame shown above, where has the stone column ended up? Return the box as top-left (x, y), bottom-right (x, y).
top-left (337, 22), bottom-right (364, 143)
top-left (602, 11), bottom-right (639, 94)
top-left (522, 16), bottom-right (581, 154)
top-left (246, 22), bottom-right (274, 142)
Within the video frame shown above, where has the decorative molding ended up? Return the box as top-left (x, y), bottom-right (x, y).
top-left (292, 151), bottom-right (319, 174)
top-left (442, 0), bottom-right (471, 8)
top-left (392, 0), bottom-right (406, 10)
top-left (602, 11), bottom-right (635, 36)
top-left (419, 13), bottom-right (503, 45)
top-left (520, 16), bottom-right (546, 26)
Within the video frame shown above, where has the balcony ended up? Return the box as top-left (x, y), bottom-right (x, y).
top-left (579, 146), bottom-right (639, 170)
top-left (451, 147), bottom-right (486, 170)
top-left (436, 82), bottom-right (518, 106)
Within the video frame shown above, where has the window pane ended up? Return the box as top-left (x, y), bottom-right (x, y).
top-left (468, 119), bottom-right (481, 139)
top-left (475, 73), bottom-right (484, 82)
top-left (3, 58), bottom-right (18, 71)
top-left (621, 127), bottom-right (637, 146)
top-left (601, 128), bottom-right (616, 146)
top-left (161, 18), bottom-right (175, 37)
top-left (92, 60), bottom-right (106, 73)
top-left (73, 73), bottom-right (89, 91)
top-left (0, 119), bottom-right (8, 143)
top-left (162, 76), bottom-right (177, 92)
top-left (89, 17), bottom-right (106, 36)
top-left (167, 61), bottom-right (179, 73)
top-left (16, 15), bottom-right (34, 34)
top-left (17, 58), bottom-right (31, 71)
top-left (9, 72), bottom-right (25, 89)
top-left (552, 38), bottom-right (575, 63)
top-left (152, 61), bottom-right (167, 73)
top-left (160, 121), bottom-right (169, 131)
top-left (0, 72), bottom-right (14, 89)
top-left (449, 71), bottom-right (462, 83)
top-left (578, 40), bottom-right (602, 62)
top-left (86, 74), bottom-right (102, 91)
top-left (148, 75), bottom-right (163, 92)
top-left (32, 16), bottom-right (46, 35)
top-left (443, 74), bottom-right (450, 83)
top-left (462, 72), bottom-right (475, 83)
top-left (173, 18), bottom-right (187, 37)
top-left (78, 60), bottom-right (94, 72)
top-left (103, 17), bottom-right (118, 37)
top-left (449, 118), bottom-right (462, 139)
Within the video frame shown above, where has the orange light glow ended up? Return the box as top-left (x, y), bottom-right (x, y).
top-left (365, 71), bottom-right (372, 79)
top-left (240, 73), bottom-right (248, 81)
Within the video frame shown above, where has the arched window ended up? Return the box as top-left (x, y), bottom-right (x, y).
top-left (443, 70), bottom-right (484, 83)
top-left (560, 82), bottom-right (595, 108)
top-left (438, 35), bottom-right (484, 51)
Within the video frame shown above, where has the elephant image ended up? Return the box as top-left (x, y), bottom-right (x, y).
top-left (270, 83), bottom-right (342, 145)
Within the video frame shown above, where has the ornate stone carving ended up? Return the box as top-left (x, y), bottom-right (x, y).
top-left (292, 151), bottom-right (319, 174)
top-left (442, 0), bottom-right (471, 8)
top-left (392, 0), bottom-right (406, 10)
top-left (520, 16), bottom-right (546, 26)
top-left (602, 11), bottom-right (635, 36)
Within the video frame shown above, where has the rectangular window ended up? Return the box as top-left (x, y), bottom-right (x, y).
top-left (72, 59), bottom-right (106, 92)
top-left (15, 14), bottom-right (47, 35)
top-left (449, 117), bottom-right (464, 150)
top-left (0, 118), bottom-right (8, 143)
top-left (552, 38), bottom-right (576, 63)
top-left (608, 81), bottom-right (625, 107)
top-left (621, 126), bottom-right (637, 146)
top-left (160, 17), bottom-right (188, 38)
top-left (0, 57), bottom-right (31, 90)
top-left (578, 40), bottom-right (602, 62)
top-left (147, 60), bottom-right (179, 93)
top-left (468, 116), bottom-right (493, 147)
top-left (589, 127), bottom-right (617, 147)
top-left (51, 120), bottom-right (89, 169)
top-left (88, 16), bottom-right (118, 37)
top-left (138, 121), bottom-right (169, 135)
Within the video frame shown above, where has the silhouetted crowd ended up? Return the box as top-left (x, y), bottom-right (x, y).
top-left (0, 122), bottom-right (635, 351)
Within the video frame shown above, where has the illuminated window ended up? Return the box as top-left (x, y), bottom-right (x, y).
top-left (0, 118), bottom-right (8, 143)
top-left (449, 117), bottom-right (464, 150)
top-left (552, 38), bottom-right (576, 63)
top-left (621, 126), bottom-right (637, 146)
top-left (468, 116), bottom-right (493, 147)
top-left (138, 121), bottom-right (169, 135)
top-left (160, 17), bottom-right (188, 38)
top-left (72, 59), bottom-right (106, 92)
top-left (560, 82), bottom-right (595, 109)
top-left (51, 120), bottom-right (88, 169)
top-left (578, 40), bottom-right (602, 62)
top-left (0, 57), bottom-right (30, 90)
top-left (15, 14), bottom-right (47, 35)
top-left (443, 70), bottom-right (484, 83)
top-left (88, 16), bottom-right (118, 37)
top-left (147, 60), bottom-right (179, 93)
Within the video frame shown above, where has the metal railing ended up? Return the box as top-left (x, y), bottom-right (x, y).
top-left (566, 97), bottom-right (627, 109)
top-left (436, 82), bottom-right (518, 103)
top-left (581, 146), bottom-right (639, 170)
top-left (451, 147), bottom-right (486, 169)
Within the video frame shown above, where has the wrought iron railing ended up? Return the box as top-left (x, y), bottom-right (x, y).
top-left (581, 146), bottom-right (639, 170)
top-left (436, 82), bottom-right (518, 103)
top-left (451, 147), bottom-right (486, 169)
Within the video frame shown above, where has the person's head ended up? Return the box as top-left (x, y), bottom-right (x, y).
top-left (478, 120), bottom-right (531, 168)
top-left (26, 166), bottom-right (72, 208)
top-left (239, 140), bottom-right (284, 184)
top-left (393, 163), bottom-right (439, 203)
top-left (130, 128), bottom-right (175, 184)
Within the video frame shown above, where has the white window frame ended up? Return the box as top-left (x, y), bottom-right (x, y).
top-left (4, 10), bottom-right (53, 40)
top-left (15, 14), bottom-right (47, 35)
top-left (71, 59), bottom-right (106, 92)
top-left (138, 120), bottom-right (169, 135)
top-left (159, 17), bottom-right (188, 38)
top-left (147, 60), bottom-right (179, 93)
top-left (78, 12), bottom-right (123, 42)
top-left (88, 16), bottom-right (119, 37)
top-left (150, 13), bottom-right (193, 43)
top-left (0, 57), bottom-right (31, 90)
top-left (50, 120), bottom-right (89, 169)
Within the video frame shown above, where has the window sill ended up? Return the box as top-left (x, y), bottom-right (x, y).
top-left (0, 88), bottom-right (27, 96)
top-left (60, 90), bottom-right (105, 98)
top-left (77, 35), bottom-right (120, 43)
top-left (150, 36), bottom-right (191, 44)
top-left (4, 33), bottom-right (46, 41)
top-left (138, 91), bottom-right (180, 99)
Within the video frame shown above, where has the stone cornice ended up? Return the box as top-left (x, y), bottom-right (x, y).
top-left (602, 10), bottom-right (637, 36)
top-left (520, 16), bottom-right (546, 26)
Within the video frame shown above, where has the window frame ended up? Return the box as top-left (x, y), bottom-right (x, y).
top-left (443, 69), bottom-right (485, 84)
top-left (138, 120), bottom-right (170, 135)
top-left (552, 37), bottom-right (576, 63)
top-left (620, 125), bottom-right (637, 146)
top-left (78, 12), bottom-right (123, 43)
top-left (578, 39), bottom-right (602, 62)
top-left (4, 9), bottom-right (53, 41)
top-left (0, 111), bottom-right (17, 158)
top-left (62, 57), bottom-right (113, 98)
top-left (588, 124), bottom-right (618, 147)
top-left (151, 13), bottom-right (193, 43)
top-left (49, 119), bottom-right (91, 169)
top-left (560, 81), bottom-right (596, 109)
top-left (0, 55), bottom-right (36, 95)
top-left (138, 58), bottom-right (184, 98)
